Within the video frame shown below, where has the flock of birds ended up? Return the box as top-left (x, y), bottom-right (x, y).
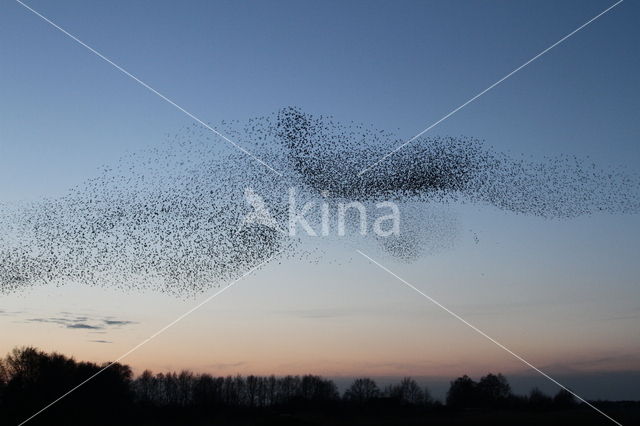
top-left (1, 107), bottom-right (638, 296)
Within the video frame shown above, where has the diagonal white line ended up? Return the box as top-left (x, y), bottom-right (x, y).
top-left (14, 0), bottom-right (283, 177)
top-left (358, 0), bottom-right (624, 176)
top-left (17, 255), bottom-right (276, 426)
top-left (356, 249), bottom-right (623, 426)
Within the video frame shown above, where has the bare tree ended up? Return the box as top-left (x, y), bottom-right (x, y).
top-left (344, 378), bottom-right (380, 404)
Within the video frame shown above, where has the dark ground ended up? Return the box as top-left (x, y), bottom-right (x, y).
top-left (123, 404), bottom-right (640, 426)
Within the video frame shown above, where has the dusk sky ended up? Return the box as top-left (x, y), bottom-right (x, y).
top-left (1, 0), bottom-right (639, 402)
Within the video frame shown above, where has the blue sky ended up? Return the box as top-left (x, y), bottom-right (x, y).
top-left (2, 0), bottom-right (639, 199)
top-left (1, 0), bottom-right (639, 400)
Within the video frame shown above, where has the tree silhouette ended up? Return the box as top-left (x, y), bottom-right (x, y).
top-left (446, 374), bottom-right (478, 408)
top-left (299, 374), bottom-right (339, 403)
top-left (446, 373), bottom-right (514, 409)
top-left (1, 346), bottom-right (132, 424)
top-left (0, 346), bottom-right (629, 425)
top-left (477, 373), bottom-right (511, 407)
top-left (553, 388), bottom-right (577, 408)
top-left (529, 387), bottom-right (553, 409)
top-left (386, 377), bottom-right (425, 405)
top-left (343, 378), bottom-right (380, 404)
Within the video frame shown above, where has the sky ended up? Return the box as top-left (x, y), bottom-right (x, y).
top-left (1, 0), bottom-right (639, 401)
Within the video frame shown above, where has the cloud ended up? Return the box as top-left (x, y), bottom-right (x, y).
top-left (541, 352), bottom-right (640, 374)
top-left (103, 319), bottom-right (137, 326)
top-left (0, 309), bottom-right (24, 316)
top-left (208, 361), bottom-right (246, 370)
top-left (23, 311), bottom-right (137, 332)
top-left (67, 323), bottom-right (102, 330)
top-left (26, 317), bottom-right (105, 329)
top-left (89, 339), bottom-right (112, 344)
top-left (603, 306), bottom-right (640, 321)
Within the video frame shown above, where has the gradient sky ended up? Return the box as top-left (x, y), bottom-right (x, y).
top-left (1, 0), bottom-right (639, 400)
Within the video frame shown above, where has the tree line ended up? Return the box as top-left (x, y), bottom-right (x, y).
top-left (0, 347), bottom-right (589, 425)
